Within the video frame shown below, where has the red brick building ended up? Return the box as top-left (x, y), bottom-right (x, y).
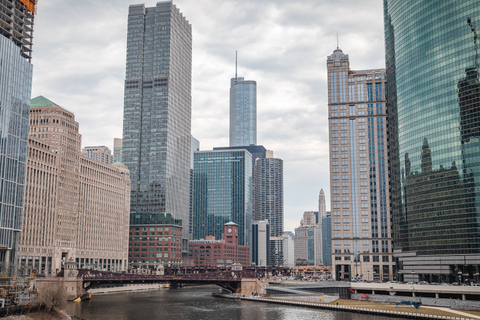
top-left (129, 213), bottom-right (183, 270)
top-left (189, 222), bottom-right (250, 267)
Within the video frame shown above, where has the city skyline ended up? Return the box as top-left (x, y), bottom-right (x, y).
top-left (29, 0), bottom-right (385, 231)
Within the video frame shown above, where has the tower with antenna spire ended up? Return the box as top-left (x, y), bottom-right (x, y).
top-left (230, 52), bottom-right (257, 147)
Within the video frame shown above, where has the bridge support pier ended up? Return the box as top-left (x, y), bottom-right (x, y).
top-left (240, 279), bottom-right (266, 296)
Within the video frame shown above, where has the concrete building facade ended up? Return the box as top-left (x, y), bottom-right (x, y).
top-left (252, 220), bottom-right (270, 267)
top-left (113, 138), bottom-right (122, 163)
top-left (327, 47), bottom-right (393, 281)
top-left (19, 97), bottom-right (131, 275)
top-left (282, 231), bottom-right (295, 268)
top-left (82, 145), bottom-right (112, 164)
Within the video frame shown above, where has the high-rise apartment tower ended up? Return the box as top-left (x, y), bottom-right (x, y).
top-left (122, 2), bottom-right (192, 249)
top-left (327, 47), bottom-right (393, 281)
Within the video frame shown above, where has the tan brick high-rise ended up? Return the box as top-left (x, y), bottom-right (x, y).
top-left (19, 96), bottom-right (130, 275)
top-left (327, 48), bottom-right (394, 281)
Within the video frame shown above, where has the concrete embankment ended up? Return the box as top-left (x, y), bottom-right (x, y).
top-left (89, 283), bottom-right (167, 295)
top-left (240, 297), bottom-right (476, 320)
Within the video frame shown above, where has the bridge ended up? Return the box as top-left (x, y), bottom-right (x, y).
top-left (50, 268), bottom-right (267, 299)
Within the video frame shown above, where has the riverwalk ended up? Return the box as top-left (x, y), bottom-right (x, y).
top-left (240, 297), bottom-right (480, 320)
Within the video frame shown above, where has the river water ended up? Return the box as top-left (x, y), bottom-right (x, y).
top-left (65, 286), bottom-right (407, 320)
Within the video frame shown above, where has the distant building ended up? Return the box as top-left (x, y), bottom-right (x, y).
top-left (20, 96), bottom-right (131, 275)
top-left (129, 213), bottom-right (183, 269)
top-left (252, 220), bottom-right (270, 267)
top-left (189, 136), bottom-right (200, 240)
top-left (295, 211), bottom-right (323, 266)
top-left (82, 146), bottom-right (112, 164)
top-left (229, 75), bottom-right (257, 147)
top-left (322, 212), bottom-right (332, 267)
top-left (189, 222), bottom-right (249, 267)
top-left (113, 138), bottom-right (122, 163)
top-left (193, 149), bottom-right (252, 246)
top-left (282, 231), bottom-right (295, 268)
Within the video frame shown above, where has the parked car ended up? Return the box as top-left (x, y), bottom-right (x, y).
top-left (418, 281), bottom-right (429, 285)
top-left (450, 282), bottom-right (459, 286)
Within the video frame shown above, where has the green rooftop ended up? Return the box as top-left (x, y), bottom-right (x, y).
top-left (30, 96), bottom-right (60, 108)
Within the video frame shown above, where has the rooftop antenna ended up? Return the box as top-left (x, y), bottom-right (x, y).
top-left (235, 50), bottom-right (238, 82)
top-left (337, 34), bottom-right (339, 49)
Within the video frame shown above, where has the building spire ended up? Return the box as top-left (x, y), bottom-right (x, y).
top-left (336, 33), bottom-right (339, 49)
top-left (235, 50), bottom-right (238, 82)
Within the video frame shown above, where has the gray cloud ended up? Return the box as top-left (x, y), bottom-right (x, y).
top-left (31, 0), bottom-right (385, 232)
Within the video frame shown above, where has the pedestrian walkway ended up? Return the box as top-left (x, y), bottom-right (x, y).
top-left (422, 306), bottom-right (480, 319)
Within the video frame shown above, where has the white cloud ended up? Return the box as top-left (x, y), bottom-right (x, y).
top-left (31, 0), bottom-right (385, 231)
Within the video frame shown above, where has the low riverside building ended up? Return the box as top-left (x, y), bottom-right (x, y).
top-left (19, 96), bottom-right (131, 275)
top-left (189, 222), bottom-right (250, 267)
top-left (128, 213), bottom-right (183, 270)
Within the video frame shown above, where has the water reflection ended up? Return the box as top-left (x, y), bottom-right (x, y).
top-left (65, 286), bottom-right (407, 320)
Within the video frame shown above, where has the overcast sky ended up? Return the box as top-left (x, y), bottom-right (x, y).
top-left (30, 0), bottom-right (385, 232)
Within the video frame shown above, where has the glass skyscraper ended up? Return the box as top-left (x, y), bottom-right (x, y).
top-left (385, 0), bottom-right (480, 283)
top-left (192, 150), bottom-right (252, 246)
top-left (229, 77), bottom-right (257, 147)
top-left (0, 0), bottom-right (35, 269)
top-left (122, 2), bottom-right (192, 241)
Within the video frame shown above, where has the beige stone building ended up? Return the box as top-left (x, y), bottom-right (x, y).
top-left (19, 96), bottom-right (130, 275)
top-left (327, 48), bottom-right (394, 281)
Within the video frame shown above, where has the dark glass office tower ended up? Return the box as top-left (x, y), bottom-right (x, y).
top-left (122, 2), bottom-right (192, 242)
top-left (192, 150), bottom-right (252, 246)
top-left (229, 77), bottom-right (257, 147)
top-left (385, 0), bottom-right (480, 283)
top-left (0, 0), bottom-right (35, 270)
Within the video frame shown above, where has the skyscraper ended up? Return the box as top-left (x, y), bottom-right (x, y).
top-left (192, 149), bottom-right (252, 246)
top-left (253, 153), bottom-right (284, 266)
top-left (0, 0), bottom-right (36, 269)
top-left (122, 2), bottom-right (192, 248)
top-left (327, 48), bottom-right (393, 281)
top-left (318, 189), bottom-right (327, 219)
top-left (113, 138), bottom-right (123, 163)
top-left (229, 74), bottom-right (257, 147)
top-left (385, 0), bottom-right (480, 283)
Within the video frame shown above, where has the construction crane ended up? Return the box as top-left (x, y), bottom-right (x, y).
top-left (467, 16), bottom-right (479, 71)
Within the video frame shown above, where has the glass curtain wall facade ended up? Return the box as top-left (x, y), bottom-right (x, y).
top-left (229, 77), bottom-right (257, 147)
top-left (0, 24), bottom-right (33, 269)
top-left (122, 3), bottom-right (192, 243)
top-left (327, 48), bottom-right (393, 281)
top-left (192, 150), bottom-right (252, 246)
top-left (385, 0), bottom-right (480, 283)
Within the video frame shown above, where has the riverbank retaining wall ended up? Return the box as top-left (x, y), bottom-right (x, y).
top-left (352, 293), bottom-right (480, 311)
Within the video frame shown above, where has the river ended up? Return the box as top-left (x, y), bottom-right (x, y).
top-left (65, 286), bottom-right (407, 320)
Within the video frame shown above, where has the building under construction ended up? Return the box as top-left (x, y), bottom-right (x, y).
top-left (0, 0), bottom-right (37, 271)
top-left (0, 0), bottom-right (37, 61)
